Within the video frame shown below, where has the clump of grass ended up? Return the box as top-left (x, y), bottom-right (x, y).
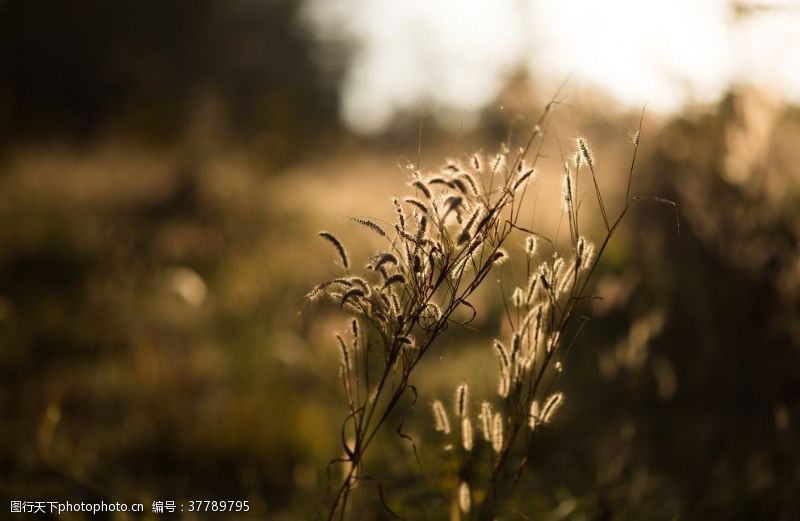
top-left (309, 100), bottom-right (557, 519)
top-left (426, 111), bottom-right (677, 519)
top-left (309, 102), bottom-right (671, 519)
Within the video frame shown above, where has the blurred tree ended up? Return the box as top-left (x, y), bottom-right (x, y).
top-left (0, 0), bottom-right (340, 163)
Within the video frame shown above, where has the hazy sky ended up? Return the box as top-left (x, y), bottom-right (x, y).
top-left (305, 0), bottom-right (800, 134)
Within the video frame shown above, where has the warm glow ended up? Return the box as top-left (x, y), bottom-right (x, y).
top-left (306, 0), bottom-right (800, 133)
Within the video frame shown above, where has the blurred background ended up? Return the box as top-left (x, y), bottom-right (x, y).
top-left (1, 0), bottom-right (799, 518)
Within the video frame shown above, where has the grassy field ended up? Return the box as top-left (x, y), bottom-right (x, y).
top-left (2, 89), bottom-right (799, 519)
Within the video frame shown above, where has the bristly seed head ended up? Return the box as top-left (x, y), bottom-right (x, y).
top-left (563, 166), bottom-right (574, 213)
top-left (539, 269), bottom-right (551, 291)
top-left (450, 253), bottom-right (472, 282)
top-left (525, 236), bottom-right (537, 257)
top-left (577, 137), bottom-right (593, 168)
top-left (382, 273), bottom-right (405, 289)
top-left (403, 196), bottom-right (428, 214)
top-left (370, 252), bottom-right (398, 271)
top-left (576, 236), bottom-right (594, 271)
top-left (471, 153), bottom-right (481, 172)
top-left (412, 255), bottom-right (422, 273)
top-left (459, 482), bottom-right (471, 514)
top-left (479, 401), bottom-right (493, 441)
top-left (513, 168), bottom-right (535, 192)
top-left (416, 214), bottom-right (428, 241)
top-left (493, 340), bottom-right (510, 369)
top-left (492, 412), bottom-right (504, 453)
top-left (318, 231), bottom-right (349, 269)
top-left (424, 302), bottom-right (441, 319)
top-left (492, 249), bottom-right (508, 265)
top-left (512, 287), bottom-right (525, 308)
top-left (541, 392), bottom-right (565, 423)
top-left (340, 288), bottom-right (365, 307)
top-left (444, 195), bottom-right (463, 214)
top-left (432, 400), bottom-right (451, 434)
top-left (511, 331), bottom-right (522, 358)
top-left (529, 400), bottom-right (540, 430)
top-left (444, 159), bottom-right (460, 172)
top-left (448, 177), bottom-right (469, 195)
top-left (547, 330), bottom-right (560, 354)
top-left (427, 176), bottom-right (449, 187)
top-left (455, 382), bottom-right (469, 418)
top-left (493, 340), bottom-right (511, 397)
top-left (410, 180), bottom-right (432, 200)
top-left (553, 256), bottom-right (564, 281)
top-left (458, 207), bottom-right (481, 245)
top-left (491, 153), bottom-right (506, 175)
top-left (458, 172), bottom-right (480, 197)
top-left (351, 217), bottom-right (386, 238)
top-left (461, 417), bottom-right (473, 452)
top-left (498, 364), bottom-right (510, 397)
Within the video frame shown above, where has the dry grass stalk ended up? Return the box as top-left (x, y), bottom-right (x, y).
top-left (310, 100), bottom-right (667, 519)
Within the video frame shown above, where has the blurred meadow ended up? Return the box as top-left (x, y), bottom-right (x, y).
top-left (1, 0), bottom-right (800, 519)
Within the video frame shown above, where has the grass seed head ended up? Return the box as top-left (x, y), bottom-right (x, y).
top-left (351, 217), bottom-right (387, 238)
top-left (492, 249), bottom-right (508, 265)
top-left (444, 159), bottom-right (460, 172)
top-left (370, 252), bottom-right (398, 271)
top-left (403, 196), bottom-right (428, 214)
top-left (458, 171), bottom-right (480, 197)
top-left (340, 288), bottom-right (365, 308)
top-left (491, 153), bottom-right (506, 175)
top-left (529, 400), bottom-right (540, 430)
top-left (471, 153), bottom-right (481, 172)
top-left (432, 400), bottom-right (451, 434)
top-left (542, 392), bottom-right (565, 423)
top-left (448, 177), bottom-right (469, 195)
top-left (513, 167), bottom-right (535, 192)
top-left (410, 180), bottom-right (432, 199)
top-left (382, 273), bottom-right (405, 289)
top-left (577, 137), bottom-right (594, 168)
top-left (461, 417), bottom-right (473, 452)
top-left (492, 412), bottom-right (504, 453)
top-left (525, 235), bottom-right (537, 257)
top-left (479, 401), bottom-right (493, 442)
top-left (455, 382), bottom-right (469, 418)
top-left (459, 482), bottom-right (471, 513)
top-left (318, 231), bottom-right (349, 270)
top-left (512, 287), bottom-right (525, 308)
top-left (563, 166), bottom-right (575, 214)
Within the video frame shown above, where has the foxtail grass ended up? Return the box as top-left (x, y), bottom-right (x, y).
top-left (308, 102), bottom-right (673, 519)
